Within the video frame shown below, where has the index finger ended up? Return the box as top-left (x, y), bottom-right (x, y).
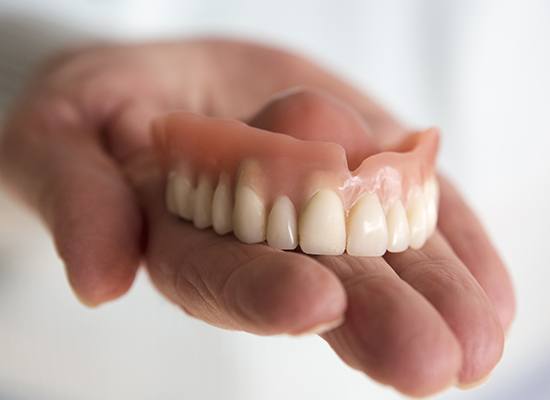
top-left (437, 175), bottom-right (516, 332)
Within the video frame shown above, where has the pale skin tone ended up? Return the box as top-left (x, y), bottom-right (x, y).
top-left (0, 40), bottom-right (515, 397)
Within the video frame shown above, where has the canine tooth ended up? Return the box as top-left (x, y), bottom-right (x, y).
top-left (407, 191), bottom-right (428, 249)
top-left (424, 177), bottom-right (439, 235)
top-left (193, 174), bottom-right (214, 229)
top-left (233, 185), bottom-right (266, 243)
top-left (346, 193), bottom-right (388, 256)
top-left (267, 196), bottom-right (298, 250)
top-left (386, 201), bottom-right (410, 253)
top-left (212, 172), bottom-right (233, 235)
top-left (299, 189), bottom-right (346, 255)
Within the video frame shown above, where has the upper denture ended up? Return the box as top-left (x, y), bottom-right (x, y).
top-left (154, 100), bottom-right (439, 256)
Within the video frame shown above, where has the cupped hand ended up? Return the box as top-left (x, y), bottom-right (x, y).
top-left (0, 40), bottom-right (515, 397)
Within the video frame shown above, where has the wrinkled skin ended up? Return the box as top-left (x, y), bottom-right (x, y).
top-left (0, 40), bottom-right (515, 397)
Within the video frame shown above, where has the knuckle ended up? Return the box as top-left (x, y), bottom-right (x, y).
top-left (270, 87), bottom-right (332, 119)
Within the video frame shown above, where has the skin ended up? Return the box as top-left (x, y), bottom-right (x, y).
top-left (0, 40), bottom-right (515, 397)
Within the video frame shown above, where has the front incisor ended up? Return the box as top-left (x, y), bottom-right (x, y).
top-left (424, 177), bottom-right (439, 235)
top-left (267, 196), bottom-right (298, 250)
top-left (346, 193), bottom-right (388, 256)
top-left (299, 189), bottom-right (346, 255)
top-left (407, 191), bottom-right (428, 249)
top-left (386, 200), bottom-right (410, 253)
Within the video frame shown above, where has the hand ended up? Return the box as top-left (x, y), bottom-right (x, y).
top-left (0, 40), bottom-right (515, 397)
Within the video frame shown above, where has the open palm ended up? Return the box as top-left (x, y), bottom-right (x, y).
top-left (0, 40), bottom-right (515, 397)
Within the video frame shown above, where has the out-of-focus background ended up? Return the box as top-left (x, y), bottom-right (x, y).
top-left (0, 1), bottom-right (549, 399)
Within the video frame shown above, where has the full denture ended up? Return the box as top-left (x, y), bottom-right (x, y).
top-left (154, 108), bottom-right (439, 256)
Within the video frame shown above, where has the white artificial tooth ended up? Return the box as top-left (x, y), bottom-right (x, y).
top-left (212, 172), bottom-right (233, 235)
top-left (407, 191), bottom-right (428, 249)
top-left (424, 177), bottom-right (439, 235)
top-left (233, 185), bottom-right (266, 243)
top-left (193, 174), bottom-right (214, 229)
top-left (267, 196), bottom-right (298, 250)
top-left (167, 171), bottom-right (194, 220)
top-left (181, 188), bottom-right (195, 220)
top-left (299, 189), bottom-right (346, 255)
top-left (346, 193), bottom-right (388, 256)
top-left (386, 200), bottom-right (410, 253)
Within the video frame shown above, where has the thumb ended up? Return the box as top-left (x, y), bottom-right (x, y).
top-left (0, 97), bottom-right (142, 306)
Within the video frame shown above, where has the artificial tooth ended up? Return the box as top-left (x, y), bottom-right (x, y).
top-left (407, 191), bottom-right (428, 249)
top-left (346, 193), bottom-right (388, 256)
top-left (212, 172), bottom-right (233, 235)
top-left (193, 174), bottom-right (214, 229)
top-left (165, 171), bottom-right (178, 215)
top-left (299, 189), bottom-right (346, 255)
top-left (233, 185), bottom-right (266, 243)
top-left (424, 176), bottom-right (439, 235)
top-left (166, 171), bottom-right (194, 220)
top-left (386, 200), bottom-right (410, 253)
top-left (267, 196), bottom-right (298, 250)
top-left (181, 188), bottom-right (195, 221)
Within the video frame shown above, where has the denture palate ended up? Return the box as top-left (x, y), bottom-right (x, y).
top-left (156, 112), bottom-right (439, 256)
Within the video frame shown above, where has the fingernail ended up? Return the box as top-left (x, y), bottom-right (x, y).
top-left (293, 316), bottom-right (345, 336)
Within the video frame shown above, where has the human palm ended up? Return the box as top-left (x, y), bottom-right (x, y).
top-left (0, 40), bottom-right (515, 397)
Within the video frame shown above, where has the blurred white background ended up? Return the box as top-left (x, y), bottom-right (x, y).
top-left (0, 0), bottom-right (549, 399)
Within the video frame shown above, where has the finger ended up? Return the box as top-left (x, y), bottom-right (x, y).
top-left (438, 175), bottom-right (516, 332)
top-left (127, 156), bottom-right (347, 335)
top-left (0, 97), bottom-right (142, 306)
top-left (384, 232), bottom-right (505, 385)
top-left (316, 255), bottom-right (461, 397)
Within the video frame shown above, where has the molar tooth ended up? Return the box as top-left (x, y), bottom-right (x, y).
top-left (193, 174), bottom-right (214, 229)
top-left (233, 185), bottom-right (266, 243)
top-left (267, 196), bottom-right (298, 250)
top-left (407, 191), bottom-right (428, 249)
top-left (183, 189), bottom-right (196, 221)
top-left (167, 171), bottom-right (194, 220)
top-left (212, 172), bottom-right (233, 235)
top-left (386, 200), bottom-right (410, 253)
top-left (346, 193), bottom-right (388, 256)
top-left (424, 176), bottom-right (439, 235)
top-left (299, 189), bottom-right (346, 255)
top-left (166, 171), bottom-right (178, 215)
